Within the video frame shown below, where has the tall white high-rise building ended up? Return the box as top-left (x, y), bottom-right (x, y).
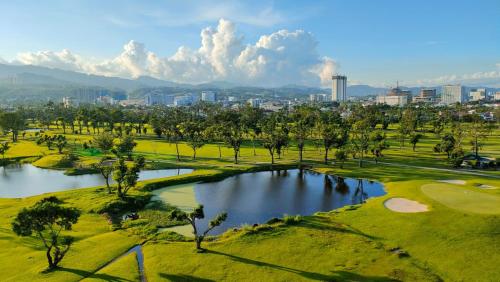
top-left (332, 75), bottom-right (347, 102)
top-left (441, 85), bottom-right (466, 104)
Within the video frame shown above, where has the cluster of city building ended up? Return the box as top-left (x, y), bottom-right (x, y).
top-left (145, 91), bottom-right (217, 106)
top-left (62, 87), bottom-right (127, 107)
top-left (329, 75), bottom-right (499, 107)
top-left (60, 76), bottom-right (500, 110)
top-left (375, 84), bottom-right (499, 106)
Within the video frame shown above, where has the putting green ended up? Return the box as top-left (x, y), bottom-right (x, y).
top-left (151, 183), bottom-right (198, 212)
top-left (421, 184), bottom-right (500, 215)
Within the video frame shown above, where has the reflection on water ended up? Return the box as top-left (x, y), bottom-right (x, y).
top-left (181, 169), bottom-right (385, 235)
top-left (0, 164), bottom-right (193, 198)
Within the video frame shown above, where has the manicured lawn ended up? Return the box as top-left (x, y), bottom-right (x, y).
top-left (143, 216), bottom-right (438, 281)
top-left (0, 124), bottom-right (499, 281)
top-left (82, 252), bottom-right (140, 282)
top-left (0, 189), bottom-right (140, 282)
top-left (421, 183), bottom-right (500, 214)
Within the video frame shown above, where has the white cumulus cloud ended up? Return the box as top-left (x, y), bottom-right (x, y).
top-left (414, 64), bottom-right (500, 86)
top-left (10, 19), bottom-right (337, 87)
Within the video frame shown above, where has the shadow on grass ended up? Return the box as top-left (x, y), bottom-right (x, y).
top-left (159, 273), bottom-right (216, 282)
top-left (205, 250), bottom-right (395, 281)
top-left (300, 216), bottom-right (380, 240)
top-left (56, 267), bottom-right (133, 281)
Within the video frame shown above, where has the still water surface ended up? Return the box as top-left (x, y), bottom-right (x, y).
top-left (155, 169), bottom-right (385, 235)
top-left (0, 164), bottom-right (193, 198)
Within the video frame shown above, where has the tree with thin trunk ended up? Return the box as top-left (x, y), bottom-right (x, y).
top-left (162, 108), bottom-right (186, 161)
top-left (334, 149), bottom-right (347, 168)
top-left (351, 119), bottom-right (371, 167)
top-left (217, 110), bottom-right (244, 164)
top-left (0, 111), bottom-right (25, 142)
top-left (92, 158), bottom-right (114, 193)
top-left (291, 105), bottom-right (316, 162)
top-left (55, 135), bottom-right (67, 154)
top-left (114, 135), bottom-right (137, 160)
top-left (112, 156), bottom-right (145, 198)
top-left (241, 105), bottom-right (263, 156)
top-left (410, 133), bottom-right (423, 152)
top-left (12, 197), bottom-right (80, 270)
top-left (261, 114), bottom-right (285, 165)
top-left (468, 116), bottom-right (489, 158)
top-left (179, 120), bottom-right (207, 160)
top-left (170, 205), bottom-right (227, 252)
top-left (370, 130), bottom-right (389, 164)
top-left (317, 112), bottom-right (346, 164)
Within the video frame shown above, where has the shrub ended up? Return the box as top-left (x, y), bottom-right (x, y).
top-left (283, 214), bottom-right (302, 225)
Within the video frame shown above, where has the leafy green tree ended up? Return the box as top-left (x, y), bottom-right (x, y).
top-left (170, 205), bottom-right (227, 251)
top-left (410, 133), bottom-right (423, 152)
top-left (468, 117), bottom-right (489, 158)
top-left (317, 112), bottom-right (347, 164)
top-left (37, 134), bottom-right (54, 150)
top-left (398, 109), bottom-right (417, 148)
top-left (55, 135), bottom-right (67, 154)
top-left (218, 109), bottom-right (245, 164)
top-left (112, 156), bottom-right (145, 198)
top-left (93, 132), bottom-right (115, 154)
top-left (114, 136), bottom-right (137, 160)
top-left (261, 113), bottom-right (289, 164)
top-left (92, 158), bottom-right (114, 193)
top-left (334, 149), bottom-right (347, 168)
top-left (0, 142), bottom-right (10, 163)
top-left (12, 197), bottom-right (80, 270)
top-left (162, 108), bottom-right (186, 161)
top-left (179, 120), bottom-right (207, 160)
top-left (351, 119), bottom-right (371, 167)
top-left (0, 111), bottom-right (25, 142)
top-left (370, 131), bottom-right (389, 164)
top-left (241, 105), bottom-right (263, 156)
top-left (434, 133), bottom-right (456, 159)
top-left (291, 106), bottom-right (317, 162)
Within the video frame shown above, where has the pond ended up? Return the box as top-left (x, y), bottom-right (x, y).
top-left (0, 164), bottom-right (193, 198)
top-left (153, 169), bottom-right (385, 235)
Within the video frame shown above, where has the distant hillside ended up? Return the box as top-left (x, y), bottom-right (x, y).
top-left (1, 63), bottom-right (498, 103)
top-left (346, 85), bottom-right (388, 96)
top-left (0, 64), bottom-right (181, 91)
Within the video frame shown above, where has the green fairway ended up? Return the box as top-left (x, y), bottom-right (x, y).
top-left (143, 216), bottom-right (439, 282)
top-left (0, 118), bottom-right (499, 281)
top-left (421, 183), bottom-right (500, 214)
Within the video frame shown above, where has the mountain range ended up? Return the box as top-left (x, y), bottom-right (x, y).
top-left (0, 63), bottom-right (497, 102)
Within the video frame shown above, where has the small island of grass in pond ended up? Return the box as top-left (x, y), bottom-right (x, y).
top-left (153, 169), bottom-right (385, 235)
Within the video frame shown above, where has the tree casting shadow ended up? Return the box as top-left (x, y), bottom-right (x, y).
top-left (56, 267), bottom-right (134, 282)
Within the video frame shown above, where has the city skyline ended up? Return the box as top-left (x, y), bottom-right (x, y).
top-left (0, 0), bottom-right (499, 87)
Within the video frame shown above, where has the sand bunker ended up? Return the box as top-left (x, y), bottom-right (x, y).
top-left (475, 184), bottom-right (498, 190)
top-left (437, 180), bottom-right (466, 185)
top-left (384, 198), bottom-right (428, 213)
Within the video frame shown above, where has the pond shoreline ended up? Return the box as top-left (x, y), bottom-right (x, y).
top-left (152, 168), bottom-right (386, 236)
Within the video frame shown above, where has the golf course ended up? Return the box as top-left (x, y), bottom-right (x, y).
top-left (0, 105), bottom-right (499, 282)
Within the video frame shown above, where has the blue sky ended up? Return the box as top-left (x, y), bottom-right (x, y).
top-left (0, 0), bottom-right (498, 86)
